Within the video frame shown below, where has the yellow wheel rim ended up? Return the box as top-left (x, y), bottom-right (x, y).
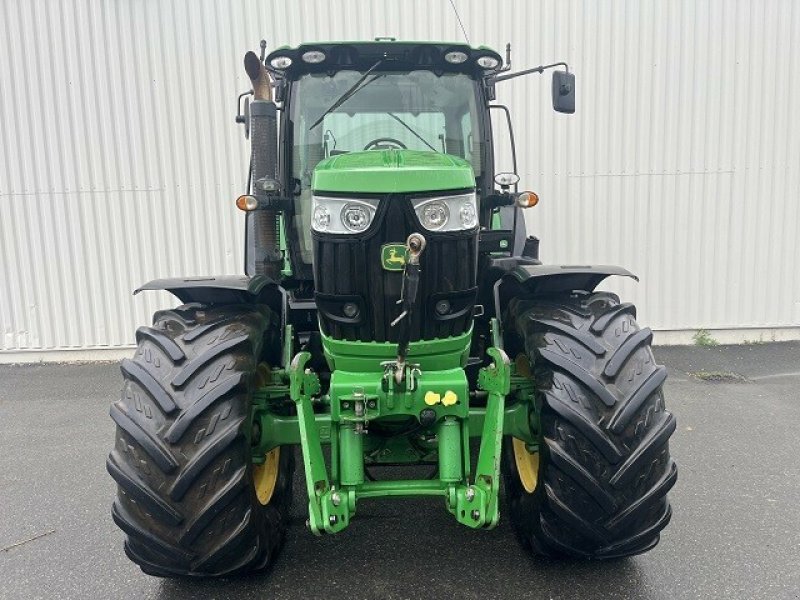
top-left (252, 447), bottom-right (280, 505)
top-left (512, 438), bottom-right (540, 494)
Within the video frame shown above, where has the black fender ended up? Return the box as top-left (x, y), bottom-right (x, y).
top-left (495, 264), bottom-right (638, 320)
top-left (135, 275), bottom-right (281, 307)
top-left (505, 264), bottom-right (638, 295)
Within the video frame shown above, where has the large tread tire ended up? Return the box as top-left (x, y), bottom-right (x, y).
top-left (107, 303), bottom-right (294, 577)
top-left (503, 291), bottom-right (677, 559)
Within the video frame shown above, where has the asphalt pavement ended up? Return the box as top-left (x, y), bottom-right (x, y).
top-left (1, 342), bottom-right (799, 600)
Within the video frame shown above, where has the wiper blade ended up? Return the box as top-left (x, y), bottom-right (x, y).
top-left (309, 60), bottom-right (384, 131)
top-left (387, 113), bottom-right (439, 153)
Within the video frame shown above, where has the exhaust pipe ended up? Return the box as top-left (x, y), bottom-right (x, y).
top-left (244, 49), bottom-right (271, 102)
top-left (244, 50), bottom-right (282, 279)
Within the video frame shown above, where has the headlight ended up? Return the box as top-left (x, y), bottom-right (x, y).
top-left (301, 50), bottom-right (326, 64)
top-left (311, 196), bottom-right (380, 234)
top-left (412, 192), bottom-right (478, 232)
top-left (269, 55), bottom-right (293, 70)
top-left (476, 55), bottom-right (501, 70)
top-left (420, 201), bottom-right (449, 230)
top-left (444, 51), bottom-right (469, 64)
top-left (341, 203), bottom-right (372, 232)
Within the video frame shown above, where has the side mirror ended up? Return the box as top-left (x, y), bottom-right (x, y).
top-left (552, 70), bottom-right (575, 114)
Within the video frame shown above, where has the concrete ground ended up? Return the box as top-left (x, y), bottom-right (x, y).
top-left (1, 342), bottom-right (798, 600)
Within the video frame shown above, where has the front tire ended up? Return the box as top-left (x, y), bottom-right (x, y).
top-left (107, 303), bottom-right (294, 577)
top-left (503, 292), bottom-right (677, 559)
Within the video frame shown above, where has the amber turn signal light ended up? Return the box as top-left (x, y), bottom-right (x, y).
top-left (236, 195), bottom-right (258, 211)
top-left (516, 191), bottom-right (539, 208)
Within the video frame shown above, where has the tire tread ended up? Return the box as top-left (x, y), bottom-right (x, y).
top-left (504, 292), bottom-right (676, 560)
top-left (108, 303), bottom-right (293, 578)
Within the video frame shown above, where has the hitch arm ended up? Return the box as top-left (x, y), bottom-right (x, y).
top-left (289, 352), bottom-right (348, 534)
top-left (472, 345), bottom-right (511, 528)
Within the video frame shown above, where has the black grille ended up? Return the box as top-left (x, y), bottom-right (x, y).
top-left (312, 194), bottom-right (478, 342)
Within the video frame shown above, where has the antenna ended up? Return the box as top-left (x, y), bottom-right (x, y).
top-left (448, 0), bottom-right (470, 44)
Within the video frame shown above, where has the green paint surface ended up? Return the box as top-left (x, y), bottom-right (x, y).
top-left (312, 149), bottom-right (474, 194)
top-left (321, 328), bottom-right (472, 372)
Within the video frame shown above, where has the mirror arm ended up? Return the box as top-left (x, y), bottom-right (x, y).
top-left (492, 61), bottom-right (569, 83)
top-left (488, 105), bottom-right (518, 187)
top-left (235, 90), bottom-right (253, 124)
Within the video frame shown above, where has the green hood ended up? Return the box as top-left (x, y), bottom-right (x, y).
top-left (312, 149), bottom-right (474, 194)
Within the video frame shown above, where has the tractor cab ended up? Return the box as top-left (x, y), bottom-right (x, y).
top-left (261, 41), bottom-right (503, 279)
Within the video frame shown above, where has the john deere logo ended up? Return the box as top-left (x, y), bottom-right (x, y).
top-left (381, 244), bottom-right (407, 271)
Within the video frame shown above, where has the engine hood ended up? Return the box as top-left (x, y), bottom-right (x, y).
top-left (312, 149), bottom-right (475, 194)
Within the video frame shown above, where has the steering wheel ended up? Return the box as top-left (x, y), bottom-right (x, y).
top-left (364, 137), bottom-right (407, 151)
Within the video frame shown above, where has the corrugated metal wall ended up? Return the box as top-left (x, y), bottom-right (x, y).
top-left (2, 0), bottom-right (799, 358)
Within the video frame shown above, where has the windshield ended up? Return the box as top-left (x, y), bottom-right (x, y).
top-left (289, 70), bottom-right (483, 263)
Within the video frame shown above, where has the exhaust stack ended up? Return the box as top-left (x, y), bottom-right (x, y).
top-left (244, 50), bottom-right (282, 279)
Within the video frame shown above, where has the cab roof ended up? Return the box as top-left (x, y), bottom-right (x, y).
top-left (266, 40), bottom-right (502, 78)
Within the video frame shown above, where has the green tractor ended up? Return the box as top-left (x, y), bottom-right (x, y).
top-left (108, 39), bottom-right (677, 577)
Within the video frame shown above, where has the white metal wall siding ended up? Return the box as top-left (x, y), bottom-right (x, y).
top-left (1, 0), bottom-right (799, 354)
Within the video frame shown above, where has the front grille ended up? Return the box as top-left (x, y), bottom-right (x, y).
top-left (312, 193), bottom-right (478, 343)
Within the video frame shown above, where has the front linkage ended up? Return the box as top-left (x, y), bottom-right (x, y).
top-left (250, 319), bottom-right (530, 535)
top-left (299, 329), bottom-right (510, 534)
